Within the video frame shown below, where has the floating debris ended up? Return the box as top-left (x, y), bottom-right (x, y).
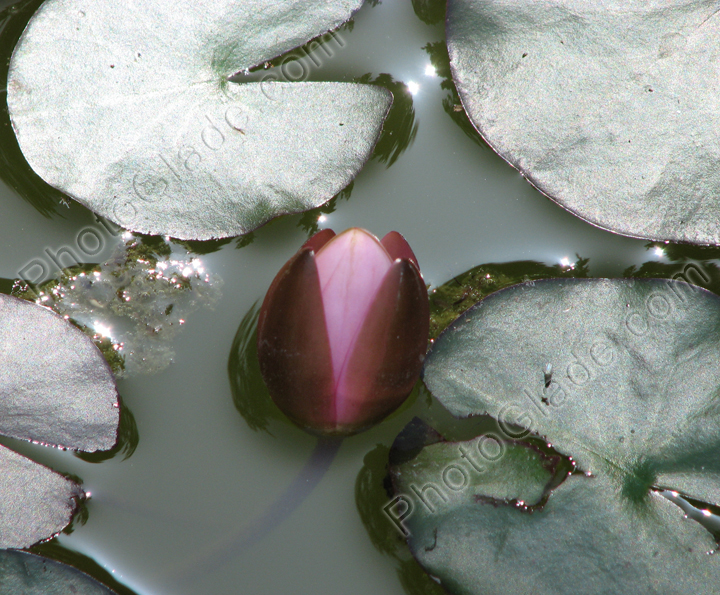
top-left (13, 236), bottom-right (222, 377)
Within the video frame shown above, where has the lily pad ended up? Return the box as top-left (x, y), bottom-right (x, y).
top-left (447, 1), bottom-right (720, 244)
top-left (0, 549), bottom-right (117, 594)
top-left (7, 0), bottom-right (392, 239)
top-left (0, 294), bottom-right (118, 547)
top-left (0, 294), bottom-right (118, 451)
top-left (0, 445), bottom-right (83, 549)
top-left (413, 278), bottom-right (720, 593)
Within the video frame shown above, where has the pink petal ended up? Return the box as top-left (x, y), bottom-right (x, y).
top-left (302, 228), bottom-right (336, 253)
top-left (314, 228), bottom-right (393, 394)
top-left (257, 247), bottom-right (336, 432)
top-left (334, 259), bottom-right (429, 432)
top-left (381, 231), bottom-right (420, 269)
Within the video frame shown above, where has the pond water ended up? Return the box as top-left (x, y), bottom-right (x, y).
top-left (0, 0), bottom-right (703, 594)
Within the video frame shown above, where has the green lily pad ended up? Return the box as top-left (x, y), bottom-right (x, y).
top-left (447, 1), bottom-right (720, 244)
top-left (0, 550), bottom-right (117, 594)
top-left (412, 278), bottom-right (720, 593)
top-left (7, 0), bottom-right (392, 239)
top-left (390, 433), bottom-right (719, 595)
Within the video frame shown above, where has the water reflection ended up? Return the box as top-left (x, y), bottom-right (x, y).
top-left (355, 443), bottom-right (446, 595)
top-left (0, 0), bottom-right (66, 218)
top-left (624, 243), bottom-right (720, 296)
top-left (653, 242), bottom-right (720, 262)
top-left (411, 0), bottom-right (445, 25)
top-left (356, 73), bottom-right (419, 167)
top-left (422, 41), bottom-right (491, 152)
top-left (296, 182), bottom-right (353, 237)
top-left (75, 398), bottom-right (139, 464)
top-left (173, 237), bottom-right (235, 255)
top-left (164, 233), bottom-right (255, 256)
top-left (170, 436), bottom-right (342, 589)
top-left (662, 490), bottom-right (720, 547)
top-left (227, 303), bottom-right (289, 433)
top-left (236, 28), bottom-right (352, 80)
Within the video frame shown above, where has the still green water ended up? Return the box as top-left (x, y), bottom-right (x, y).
top-left (0, 0), bottom-right (694, 593)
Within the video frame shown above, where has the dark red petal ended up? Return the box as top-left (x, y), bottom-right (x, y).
top-left (334, 259), bottom-right (429, 434)
top-left (301, 228), bottom-right (336, 253)
top-left (257, 248), bottom-right (336, 433)
top-left (381, 231), bottom-right (420, 269)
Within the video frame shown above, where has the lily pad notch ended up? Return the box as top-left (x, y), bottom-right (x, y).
top-left (0, 295), bottom-right (119, 549)
top-left (392, 277), bottom-right (720, 594)
top-left (8, 0), bottom-right (393, 239)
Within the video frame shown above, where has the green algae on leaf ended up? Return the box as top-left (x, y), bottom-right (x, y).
top-left (412, 278), bottom-right (720, 594)
top-left (8, 0), bottom-right (392, 239)
top-left (428, 257), bottom-right (589, 339)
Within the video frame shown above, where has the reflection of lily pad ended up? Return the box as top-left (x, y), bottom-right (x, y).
top-left (0, 294), bottom-right (118, 547)
top-left (409, 278), bottom-right (720, 593)
top-left (8, 0), bottom-right (392, 239)
top-left (0, 550), bottom-right (117, 594)
top-left (447, 1), bottom-right (720, 244)
top-left (228, 303), bottom-right (287, 433)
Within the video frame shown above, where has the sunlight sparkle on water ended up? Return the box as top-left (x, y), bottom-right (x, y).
top-left (407, 81), bottom-right (419, 95)
top-left (654, 246), bottom-right (664, 258)
top-left (318, 215), bottom-right (327, 223)
top-left (424, 64), bottom-right (436, 77)
top-left (94, 322), bottom-right (113, 338)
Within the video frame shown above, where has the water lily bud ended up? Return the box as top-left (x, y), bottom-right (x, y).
top-left (257, 228), bottom-right (429, 436)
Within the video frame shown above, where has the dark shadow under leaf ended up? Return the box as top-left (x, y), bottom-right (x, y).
top-left (355, 443), bottom-right (447, 595)
top-left (411, 0), bottom-right (446, 25)
top-left (355, 73), bottom-right (419, 167)
top-left (28, 541), bottom-right (140, 595)
top-left (75, 397), bottom-right (138, 463)
top-left (227, 302), bottom-right (288, 433)
top-left (0, 0), bottom-right (66, 218)
top-left (423, 41), bottom-right (491, 151)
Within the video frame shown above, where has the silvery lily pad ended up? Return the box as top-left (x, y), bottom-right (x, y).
top-left (0, 445), bottom-right (83, 549)
top-left (447, 1), bottom-right (720, 244)
top-left (411, 278), bottom-right (720, 593)
top-left (0, 295), bottom-right (118, 451)
top-left (0, 550), bottom-right (117, 594)
top-left (8, 0), bottom-right (392, 239)
top-left (0, 294), bottom-right (118, 547)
